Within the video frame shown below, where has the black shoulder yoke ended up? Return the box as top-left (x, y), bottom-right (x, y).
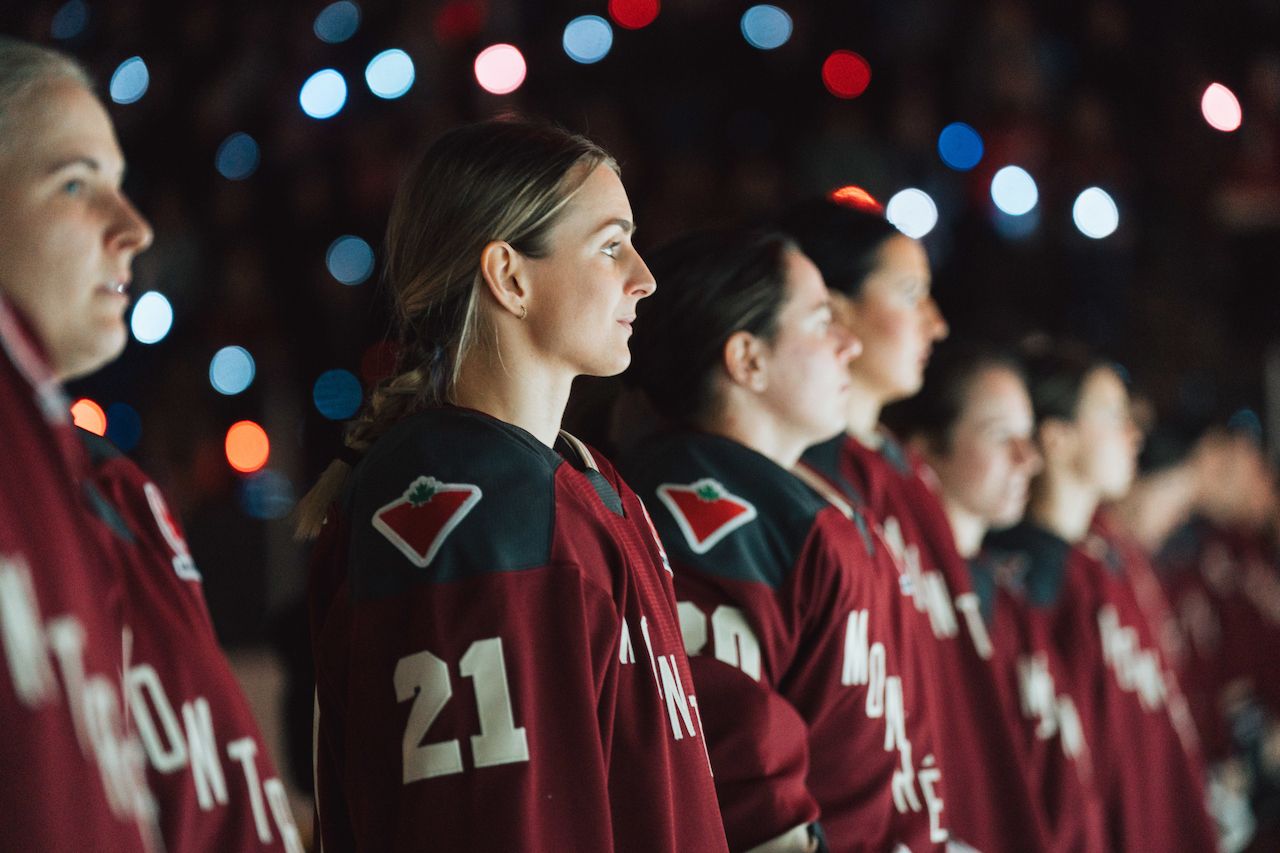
top-left (620, 431), bottom-right (829, 590)
top-left (347, 407), bottom-right (562, 599)
top-left (983, 521), bottom-right (1072, 607)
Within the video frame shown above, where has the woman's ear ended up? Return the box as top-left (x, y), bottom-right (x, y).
top-left (723, 330), bottom-right (768, 393)
top-left (479, 240), bottom-right (529, 319)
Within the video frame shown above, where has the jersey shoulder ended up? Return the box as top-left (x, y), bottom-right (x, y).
top-left (347, 407), bottom-right (564, 598)
top-left (983, 521), bottom-right (1073, 606)
top-left (620, 431), bottom-right (829, 590)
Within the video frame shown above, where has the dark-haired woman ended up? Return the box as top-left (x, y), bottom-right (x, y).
top-left (781, 197), bottom-right (1047, 852)
top-left (886, 343), bottom-right (1107, 851)
top-left (295, 120), bottom-right (728, 852)
top-left (983, 345), bottom-right (1217, 852)
top-left (621, 228), bottom-right (948, 852)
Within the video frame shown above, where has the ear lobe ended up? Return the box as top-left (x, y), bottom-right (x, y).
top-left (723, 331), bottom-right (768, 393)
top-left (479, 240), bottom-right (528, 318)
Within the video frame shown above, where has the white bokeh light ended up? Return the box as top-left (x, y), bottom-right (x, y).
top-left (365, 49), bottom-right (415, 99)
top-left (885, 188), bottom-right (939, 239)
top-left (990, 166), bottom-right (1038, 216)
top-left (130, 292), bottom-right (173, 344)
top-left (1072, 187), bottom-right (1120, 239)
top-left (299, 69), bottom-right (348, 119)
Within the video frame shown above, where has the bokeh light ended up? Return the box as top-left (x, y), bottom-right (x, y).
top-left (209, 346), bottom-right (256, 396)
top-left (829, 184), bottom-right (883, 213)
top-left (225, 421), bottom-right (270, 474)
top-left (70, 398), bottom-right (106, 436)
top-left (130, 292), bottom-right (173, 344)
top-left (50, 0), bottom-right (89, 40)
top-left (608, 0), bottom-right (660, 30)
top-left (299, 69), bottom-right (348, 119)
top-left (314, 1), bottom-right (360, 44)
top-left (563, 15), bottom-right (614, 64)
top-left (1072, 187), bottom-right (1119, 239)
top-left (990, 166), bottom-right (1038, 216)
top-left (822, 50), bottom-right (871, 99)
top-left (1201, 82), bottom-right (1242, 132)
top-left (434, 0), bottom-right (486, 42)
top-left (474, 44), bottom-right (527, 95)
top-left (105, 402), bottom-right (142, 452)
top-left (326, 235), bottom-right (375, 285)
top-left (313, 369), bottom-right (364, 420)
top-left (215, 132), bottom-right (260, 181)
top-left (741, 5), bottom-right (792, 50)
top-left (365, 49), bottom-right (415, 99)
top-left (937, 122), bottom-right (984, 171)
top-left (239, 470), bottom-right (296, 520)
top-left (886, 188), bottom-right (939, 239)
top-left (109, 56), bottom-right (149, 105)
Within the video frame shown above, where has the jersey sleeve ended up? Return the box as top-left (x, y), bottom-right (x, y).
top-left (311, 438), bottom-right (631, 853)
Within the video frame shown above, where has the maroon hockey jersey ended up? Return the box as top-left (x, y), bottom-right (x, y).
top-left (82, 430), bottom-right (304, 852)
top-left (969, 544), bottom-right (1108, 852)
top-left (985, 517), bottom-right (1218, 853)
top-left (801, 432), bottom-right (1047, 852)
top-left (309, 408), bottom-right (727, 853)
top-left (0, 297), bottom-right (158, 850)
top-left (624, 430), bottom-right (947, 852)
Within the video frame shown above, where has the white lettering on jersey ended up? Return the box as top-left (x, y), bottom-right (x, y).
top-left (619, 616), bottom-right (637, 664)
top-left (184, 697), bottom-right (229, 809)
top-left (47, 615), bottom-right (90, 749)
top-left (865, 643), bottom-right (887, 718)
top-left (227, 737), bottom-right (272, 843)
top-left (0, 556), bottom-right (56, 705)
top-left (657, 653), bottom-right (698, 740)
top-left (920, 754), bottom-right (948, 842)
top-left (675, 601), bottom-right (763, 681)
top-left (842, 609), bottom-right (870, 685)
top-left (127, 663), bottom-right (189, 773)
top-left (954, 593), bottom-right (994, 660)
top-left (1098, 604), bottom-right (1168, 711)
top-left (639, 616), bottom-right (663, 699)
top-left (881, 517), bottom-right (923, 602)
top-left (676, 602), bottom-right (707, 657)
top-left (919, 572), bottom-right (958, 639)
top-left (263, 778), bottom-right (305, 853)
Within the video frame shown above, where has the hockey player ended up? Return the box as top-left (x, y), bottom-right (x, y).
top-left (984, 344), bottom-right (1218, 852)
top-left (0, 37), bottom-right (159, 851)
top-left (885, 342), bottom-right (1106, 851)
top-left (293, 120), bottom-right (728, 852)
top-left (621, 227), bottom-right (948, 852)
top-left (781, 196), bottom-right (1048, 851)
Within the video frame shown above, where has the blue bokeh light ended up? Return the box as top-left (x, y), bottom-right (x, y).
top-left (215, 132), bottom-right (260, 181)
top-left (313, 369), bottom-right (363, 420)
top-left (239, 470), bottom-right (297, 520)
top-left (299, 69), bottom-right (348, 119)
top-left (740, 5), bottom-right (792, 50)
top-left (314, 1), bottom-right (361, 44)
top-left (937, 122), bottom-right (984, 171)
top-left (365, 49), bottom-right (415, 99)
top-left (105, 402), bottom-right (142, 452)
top-left (326, 235), bottom-right (374, 285)
top-left (109, 56), bottom-right (149, 105)
top-left (209, 346), bottom-right (256, 396)
top-left (51, 0), bottom-right (89, 40)
top-left (563, 16), bottom-right (614, 64)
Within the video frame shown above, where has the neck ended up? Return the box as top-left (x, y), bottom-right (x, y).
top-left (1028, 472), bottom-right (1099, 543)
top-left (452, 346), bottom-right (573, 448)
top-left (706, 391), bottom-right (812, 469)
top-left (845, 377), bottom-right (884, 444)
top-left (943, 499), bottom-right (987, 558)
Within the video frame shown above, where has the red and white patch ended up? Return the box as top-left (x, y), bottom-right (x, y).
top-left (656, 478), bottom-right (757, 555)
top-left (372, 476), bottom-right (483, 567)
top-left (144, 481), bottom-right (201, 582)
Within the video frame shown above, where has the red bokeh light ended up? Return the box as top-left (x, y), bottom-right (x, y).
top-left (360, 341), bottom-right (399, 386)
top-left (608, 0), bottom-right (660, 30)
top-left (434, 0), bottom-right (487, 43)
top-left (829, 185), bottom-right (883, 213)
top-left (822, 50), bottom-right (871, 99)
top-left (70, 398), bottom-right (107, 436)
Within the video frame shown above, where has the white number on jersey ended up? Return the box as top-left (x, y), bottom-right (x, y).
top-left (394, 637), bottom-right (530, 783)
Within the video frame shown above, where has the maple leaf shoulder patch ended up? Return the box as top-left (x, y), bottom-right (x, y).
top-left (371, 475), bottom-right (483, 568)
top-left (655, 478), bottom-right (757, 555)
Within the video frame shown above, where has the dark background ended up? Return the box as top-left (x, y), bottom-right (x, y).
top-left (3, 0), bottom-right (1278, 653)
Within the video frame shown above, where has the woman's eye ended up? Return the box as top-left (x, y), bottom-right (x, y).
top-left (63, 179), bottom-right (85, 195)
top-left (603, 241), bottom-right (621, 258)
